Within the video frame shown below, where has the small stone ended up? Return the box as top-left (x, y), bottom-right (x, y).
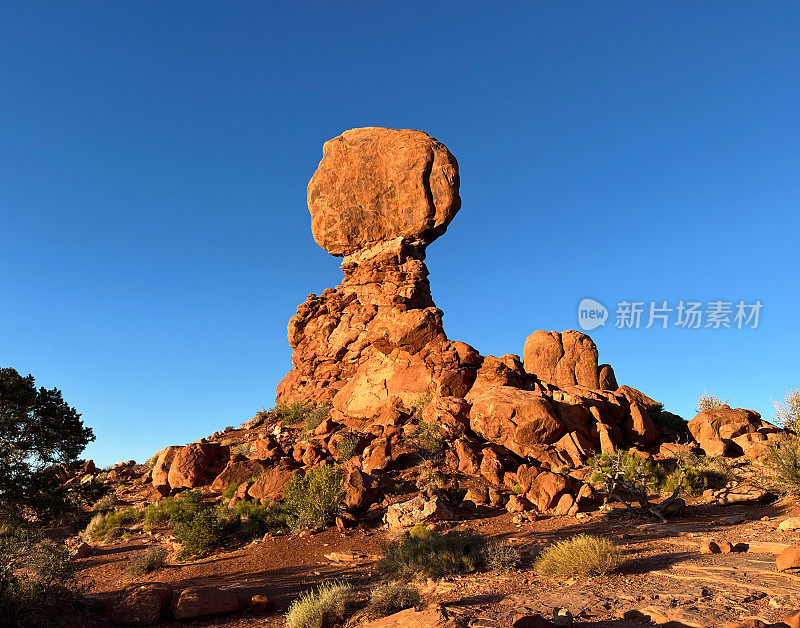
top-left (700, 540), bottom-right (721, 554)
top-left (718, 541), bottom-right (733, 553)
top-left (249, 594), bottom-right (275, 614)
top-left (779, 518), bottom-right (800, 531)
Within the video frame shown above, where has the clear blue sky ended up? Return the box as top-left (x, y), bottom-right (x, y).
top-left (2, 2), bottom-right (798, 467)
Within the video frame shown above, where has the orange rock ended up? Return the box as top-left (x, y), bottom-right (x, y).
top-left (523, 330), bottom-right (599, 389)
top-left (777, 543), bottom-right (800, 572)
top-left (700, 539), bottom-right (721, 554)
top-left (308, 128), bottom-right (460, 257)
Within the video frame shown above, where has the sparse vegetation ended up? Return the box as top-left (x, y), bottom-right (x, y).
top-left (773, 388), bottom-right (800, 432)
top-left (127, 546), bottom-right (167, 577)
top-left (406, 420), bottom-right (446, 461)
top-left (482, 540), bottom-right (522, 572)
top-left (380, 526), bottom-right (484, 579)
top-left (0, 527), bottom-right (80, 626)
top-left (698, 392), bottom-right (726, 412)
top-left (765, 434), bottom-right (800, 495)
top-left (590, 451), bottom-right (682, 520)
top-left (366, 581), bottom-right (420, 618)
top-left (416, 467), bottom-right (446, 492)
top-left (284, 465), bottom-right (344, 530)
top-left (659, 453), bottom-right (730, 496)
top-left (285, 580), bottom-right (353, 628)
top-left (646, 402), bottom-right (687, 433)
top-left (409, 390), bottom-right (433, 417)
top-left (533, 534), bottom-right (623, 578)
top-left (83, 507), bottom-right (143, 541)
top-left (334, 433), bottom-right (360, 461)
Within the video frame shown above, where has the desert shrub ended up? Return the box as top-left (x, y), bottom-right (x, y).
top-left (773, 389), bottom-right (800, 432)
top-left (284, 465), bottom-right (344, 530)
top-left (164, 491), bottom-right (223, 559)
top-left (272, 402), bottom-right (307, 426)
top-left (698, 392), bottom-right (726, 412)
top-left (127, 546), bottom-right (167, 577)
top-left (285, 580), bottom-right (353, 628)
top-left (416, 468), bottom-right (445, 492)
top-left (230, 443), bottom-right (252, 457)
top-left (92, 493), bottom-right (117, 514)
top-left (303, 404), bottom-right (330, 432)
top-left (482, 540), bottom-right (522, 572)
top-left (84, 507), bottom-right (143, 541)
top-left (409, 390), bottom-right (434, 418)
top-left (366, 581), bottom-right (420, 618)
top-left (534, 534), bottom-right (623, 578)
top-left (143, 496), bottom-right (184, 530)
top-left (406, 420), bottom-right (445, 461)
top-left (590, 451), bottom-right (683, 520)
top-left (659, 453), bottom-right (730, 496)
top-left (765, 434), bottom-right (800, 495)
top-left (646, 402), bottom-right (687, 433)
top-left (220, 482), bottom-right (240, 502)
top-left (216, 499), bottom-right (290, 541)
top-left (380, 528), bottom-right (484, 579)
top-left (334, 433), bottom-right (360, 461)
top-left (0, 527), bottom-right (79, 626)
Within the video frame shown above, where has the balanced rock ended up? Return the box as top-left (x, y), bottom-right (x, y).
top-left (308, 127), bottom-right (460, 257)
top-left (523, 330), bottom-right (599, 389)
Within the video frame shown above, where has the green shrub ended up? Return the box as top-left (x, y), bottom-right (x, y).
top-left (303, 404), bottom-right (330, 432)
top-left (143, 496), bottom-right (183, 530)
top-left (646, 402), bottom-right (687, 432)
top-left (216, 499), bottom-right (290, 541)
top-left (334, 433), bottom-right (360, 461)
top-left (127, 546), bottom-right (167, 577)
top-left (84, 507), bottom-right (143, 541)
top-left (534, 534), bottom-right (623, 578)
top-left (380, 529), bottom-right (484, 579)
top-left (409, 391), bottom-right (433, 417)
top-left (416, 468), bottom-right (445, 492)
top-left (659, 454), bottom-right (730, 496)
top-left (284, 465), bottom-right (344, 530)
top-left (0, 527), bottom-right (79, 626)
top-left (93, 494), bottom-right (117, 514)
top-left (230, 443), bottom-right (252, 457)
top-left (482, 540), bottom-right (521, 572)
top-left (366, 581), bottom-right (419, 618)
top-left (698, 392), bottom-right (726, 412)
top-left (773, 389), bottom-right (800, 432)
top-left (765, 434), bottom-right (800, 495)
top-left (285, 580), bottom-right (353, 628)
top-left (406, 420), bottom-right (445, 461)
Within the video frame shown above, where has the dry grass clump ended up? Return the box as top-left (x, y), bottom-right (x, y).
top-left (773, 388), bottom-right (800, 432)
top-left (533, 534), bottom-right (623, 578)
top-left (366, 581), bottom-right (419, 618)
top-left (698, 392), bottom-right (726, 411)
top-left (285, 580), bottom-right (353, 628)
top-left (127, 546), bottom-right (167, 576)
top-left (380, 526), bottom-right (483, 579)
top-left (482, 540), bottom-right (522, 572)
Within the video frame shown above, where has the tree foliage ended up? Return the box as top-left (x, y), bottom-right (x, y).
top-left (0, 367), bottom-right (94, 523)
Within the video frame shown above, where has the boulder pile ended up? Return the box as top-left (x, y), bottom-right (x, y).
top-left (135, 127), bottom-right (782, 519)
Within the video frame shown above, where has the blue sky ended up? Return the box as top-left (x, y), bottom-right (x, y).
top-left (1, 2), bottom-right (798, 466)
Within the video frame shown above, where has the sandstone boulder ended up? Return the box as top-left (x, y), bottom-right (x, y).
top-left (308, 127), bottom-right (460, 257)
top-left (151, 447), bottom-right (178, 496)
top-left (111, 583), bottom-right (172, 626)
top-left (167, 443), bottom-right (229, 491)
top-left (688, 405), bottom-right (771, 457)
top-left (469, 386), bottom-right (564, 458)
top-left (171, 586), bottom-right (241, 620)
top-left (385, 495), bottom-right (453, 528)
top-left (246, 461), bottom-right (298, 501)
top-left (597, 364), bottom-right (618, 390)
top-left (210, 459), bottom-right (267, 493)
top-left (523, 330), bottom-right (599, 389)
top-left (362, 603), bottom-right (465, 627)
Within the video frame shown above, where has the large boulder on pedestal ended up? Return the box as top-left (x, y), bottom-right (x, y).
top-left (308, 127), bottom-right (460, 257)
